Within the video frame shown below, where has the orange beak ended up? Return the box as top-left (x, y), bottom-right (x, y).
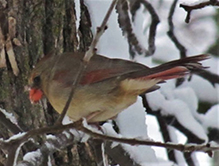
top-left (29, 88), bottom-right (43, 103)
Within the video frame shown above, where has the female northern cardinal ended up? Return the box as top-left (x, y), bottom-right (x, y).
top-left (29, 52), bottom-right (208, 122)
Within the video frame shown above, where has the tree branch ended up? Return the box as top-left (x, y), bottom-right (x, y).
top-left (139, 0), bottom-right (160, 56)
top-left (166, 0), bottom-right (219, 87)
top-left (128, 0), bottom-right (160, 57)
top-left (78, 122), bottom-right (218, 156)
top-left (17, 130), bottom-right (78, 166)
top-left (1, 119), bottom-right (218, 165)
top-left (105, 142), bottom-right (141, 166)
top-left (84, 0), bottom-right (118, 62)
top-left (195, 69), bottom-right (219, 86)
top-left (180, 0), bottom-right (219, 23)
top-left (167, 0), bottom-right (187, 59)
top-left (0, 108), bottom-right (21, 134)
top-left (116, 0), bottom-right (144, 57)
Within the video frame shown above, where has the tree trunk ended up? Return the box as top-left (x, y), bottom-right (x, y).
top-left (0, 0), bottom-right (97, 165)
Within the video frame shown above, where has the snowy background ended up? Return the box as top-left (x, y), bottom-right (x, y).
top-left (80, 0), bottom-right (219, 166)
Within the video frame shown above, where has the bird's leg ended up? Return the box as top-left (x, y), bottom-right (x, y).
top-left (85, 111), bottom-right (102, 122)
top-left (82, 111), bottom-right (103, 132)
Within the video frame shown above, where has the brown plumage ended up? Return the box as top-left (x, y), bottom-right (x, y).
top-left (29, 52), bottom-right (208, 122)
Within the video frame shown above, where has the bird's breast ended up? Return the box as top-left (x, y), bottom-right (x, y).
top-left (46, 81), bottom-right (138, 122)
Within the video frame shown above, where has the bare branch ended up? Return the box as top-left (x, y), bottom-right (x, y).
top-left (128, 0), bottom-right (160, 57)
top-left (194, 69), bottom-right (219, 86)
top-left (78, 122), bottom-right (218, 156)
top-left (139, 0), bottom-right (160, 56)
top-left (167, 0), bottom-right (187, 59)
top-left (84, 0), bottom-right (118, 62)
top-left (166, 0), bottom-right (219, 87)
top-left (180, 0), bottom-right (219, 23)
top-left (116, 0), bottom-right (145, 57)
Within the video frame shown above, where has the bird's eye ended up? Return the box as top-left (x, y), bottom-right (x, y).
top-left (33, 75), bottom-right (41, 86)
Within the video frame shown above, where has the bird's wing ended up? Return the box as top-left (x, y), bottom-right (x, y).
top-left (52, 53), bottom-right (148, 86)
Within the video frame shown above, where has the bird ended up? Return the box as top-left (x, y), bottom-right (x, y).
top-left (29, 52), bottom-right (208, 122)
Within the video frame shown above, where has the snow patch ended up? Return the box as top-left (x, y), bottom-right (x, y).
top-left (23, 149), bottom-right (42, 164)
top-left (0, 108), bottom-right (17, 125)
top-left (201, 104), bottom-right (219, 130)
top-left (161, 99), bottom-right (208, 141)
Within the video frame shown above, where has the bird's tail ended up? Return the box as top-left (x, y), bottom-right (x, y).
top-left (140, 54), bottom-right (209, 81)
top-left (120, 54), bottom-right (209, 94)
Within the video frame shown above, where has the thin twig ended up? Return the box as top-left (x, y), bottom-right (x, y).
top-left (56, 62), bottom-right (84, 124)
top-left (167, 0), bottom-right (187, 59)
top-left (128, 0), bottom-right (160, 56)
top-left (84, 0), bottom-right (118, 62)
top-left (116, 0), bottom-right (142, 58)
top-left (139, 0), bottom-right (160, 56)
top-left (56, 0), bottom-right (118, 124)
top-left (180, 0), bottom-right (219, 23)
top-left (167, 0), bottom-right (187, 86)
top-left (116, 0), bottom-right (144, 58)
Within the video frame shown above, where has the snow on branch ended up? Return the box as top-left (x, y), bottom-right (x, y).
top-left (2, 1), bottom-right (219, 165)
top-left (142, 94), bottom-right (208, 141)
top-left (17, 130), bottom-right (79, 166)
top-left (180, 0), bottom-right (219, 23)
top-left (105, 141), bottom-right (141, 166)
top-left (0, 108), bottom-right (21, 134)
top-left (77, 120), bottom-right (219, 157)
top-left (1, 118), bottom-right (218, 165)
top-left (0, 122), bottom-right (80, 166)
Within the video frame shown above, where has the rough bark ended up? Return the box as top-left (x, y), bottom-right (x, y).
top-left (0, 0), bottom-right (95, 165)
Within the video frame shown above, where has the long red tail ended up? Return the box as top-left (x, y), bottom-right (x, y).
top-left (135, 54), bottom-right (209, 81)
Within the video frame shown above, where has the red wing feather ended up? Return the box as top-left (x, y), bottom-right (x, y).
top-left (53, 67), bottom-right (189, 87)
top-left (53, 68), bottom-right (127, 86)
top-left (139, 66), bottom-right (189, 81)
top-left (53, 70), bottom-right (74, 87)
top-left (80, 68), bottom-right (125, 85)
